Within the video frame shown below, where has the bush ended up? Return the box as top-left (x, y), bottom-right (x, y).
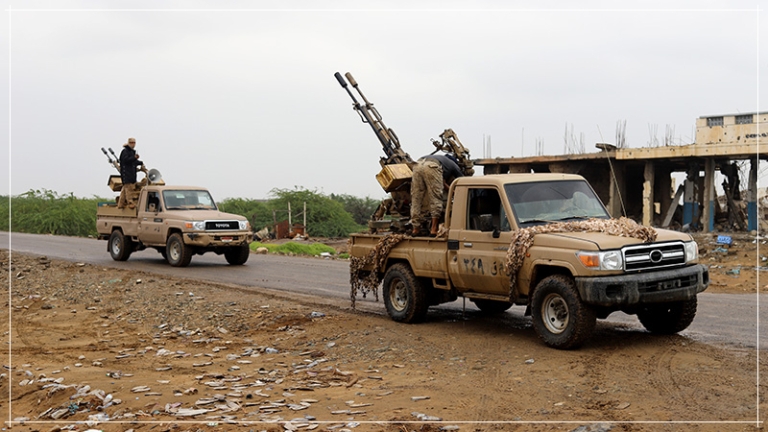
top-left (1, 190), bottom-right (108, 237)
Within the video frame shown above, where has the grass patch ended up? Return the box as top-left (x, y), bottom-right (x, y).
top-left (250, 241), bottom-right (337, 257)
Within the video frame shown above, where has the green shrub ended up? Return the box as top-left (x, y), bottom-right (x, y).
top-left (2, 190), bottom-right (109, 237)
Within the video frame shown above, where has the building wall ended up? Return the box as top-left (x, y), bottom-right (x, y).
top-left (695, 112), bottom-right (767, 145)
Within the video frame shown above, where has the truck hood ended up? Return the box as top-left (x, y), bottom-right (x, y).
top-left (167, 210), bottom-right (247, 221)
top-left (532, 228), bottom-right (693, 251)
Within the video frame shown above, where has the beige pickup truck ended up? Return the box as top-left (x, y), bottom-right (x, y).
top-left (350, 173), bottom-right (709, 349)
top-left (97, 185), bottom-right (252, 267)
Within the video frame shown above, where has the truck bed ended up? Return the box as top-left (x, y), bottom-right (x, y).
top-left (350, 233), bottom-right (450, 280)
top-left (97, 203), bottom-right (138, 217)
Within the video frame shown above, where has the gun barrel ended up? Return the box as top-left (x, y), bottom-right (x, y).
top-left (335, 71), bottom-right (413, 166)
top-left (334, 72), bottom-right (348, 88)
top-left (344, 72), bottom-right (358, 87)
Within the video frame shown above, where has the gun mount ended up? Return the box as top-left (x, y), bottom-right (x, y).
top-left (100, 147), bottom-right (163, 201)
top-left (335, 71), bottom-right (473, 234)
top-left (431, 129), bottom-right (475, 177)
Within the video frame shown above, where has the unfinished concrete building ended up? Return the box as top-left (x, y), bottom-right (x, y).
top-left (475, 112), bottom-right (767, 233)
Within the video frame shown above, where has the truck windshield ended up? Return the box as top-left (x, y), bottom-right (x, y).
top-left (504, 180), bottom-right (610, 228)
top-left (162, 190), bottom-right (218, 210)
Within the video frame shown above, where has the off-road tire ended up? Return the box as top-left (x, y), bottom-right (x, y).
top-left (166, 233), bottom-right (193, 267)
top-left (108, 230), bottom-right (132, 261)
top-left (471, 299), bottom-right (513, 314)
top-left (637, 297), bottom-right (697, 335)
top-left (225, 244), bottom-right (250, 265)
top-left (382, 263), bottom-right (429, 323)
top-left (531, 274), bottom-right (596, 349)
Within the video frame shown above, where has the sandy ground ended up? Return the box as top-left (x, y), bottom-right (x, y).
top-left (1, 232), bottom-right (766, 432)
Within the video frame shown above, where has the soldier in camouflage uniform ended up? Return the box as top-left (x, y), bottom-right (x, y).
top-left (410, 154), bottom-right (463, 236)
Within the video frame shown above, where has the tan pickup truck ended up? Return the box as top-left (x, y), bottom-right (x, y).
top-left (350, 173), bottom-right (709, 349)
top-left (97, 185), bottom-right (252, 267)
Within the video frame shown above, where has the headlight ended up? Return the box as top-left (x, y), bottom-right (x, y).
top-left (577, 250), bottom-right (623, 271)
top-left (184, 221), bottom-right (206, 231)
top-left (683, 241), bottom-right (698, 263)
top-left (238, 220), bottom-right (249, 230)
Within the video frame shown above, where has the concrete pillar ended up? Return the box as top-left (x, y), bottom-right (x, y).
top-left (642, 161), bottom-right (655, 226)
top-left (682, 167), bottom-right (697, 228)
top-left (748, 158), bottom-right (758, 231)
top-left (608, 163), bottom-right (626, 218)
top-left (702, 158), bottom-right (715, 233)
top-left (657, 166), bottom-right (672, 222)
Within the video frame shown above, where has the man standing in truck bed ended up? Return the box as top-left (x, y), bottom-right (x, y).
top-left (410, 153), bottom-right (463, 236)
top-left (117, 137), bottom-right (144, 209)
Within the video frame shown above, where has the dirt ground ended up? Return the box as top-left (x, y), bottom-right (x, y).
top-left (1, 232), bottom-right (766, 432)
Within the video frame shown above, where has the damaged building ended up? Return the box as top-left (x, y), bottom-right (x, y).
top-left (475, 112), bottom-right (768, 233)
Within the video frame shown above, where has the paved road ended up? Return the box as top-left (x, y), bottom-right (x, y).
top-left (2, 232), bottom-right (765, 350)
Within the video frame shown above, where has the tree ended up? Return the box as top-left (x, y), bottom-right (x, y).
top-left (330, 193), bottom-right (382, 225)
top-left (217, 198), bottom-right (272, 231)
top-left (269, 188), bottom-right (364, 238)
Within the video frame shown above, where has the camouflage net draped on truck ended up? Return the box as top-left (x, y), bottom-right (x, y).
top-left (349, 217), bottom-right (656, 307)
top-left (349, 234), bottom-right (408, 307)
top-left (503, 217), bottom-right (658, 286)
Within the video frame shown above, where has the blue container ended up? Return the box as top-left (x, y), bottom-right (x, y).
top-left (716, 235), bottom-right (732, 246)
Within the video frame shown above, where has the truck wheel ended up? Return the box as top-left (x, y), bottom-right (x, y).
top-left (225, 244), bottom-right (250, 265)
top-left (471, 299), bottom-right (512, 314)
top-left (531, 275), bottom-right (596, 349)
top-left (166, 233), bottom-right (193, 267)
top-left (108, 230), bottom-right (132, 261)
top-left (382, 263), bottom-right (429, 323)
top-left (637, 297), bottom-right (697, 335)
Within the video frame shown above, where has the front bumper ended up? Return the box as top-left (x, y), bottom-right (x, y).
top-left (575, 264), bottom-right (709, 307)
top-left (182, 231), bottom-right (252, 247)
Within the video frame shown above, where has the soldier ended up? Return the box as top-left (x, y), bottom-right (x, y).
top-left (117, 137), bottom-right (145, 209)
top-left (410, 153), bottom-right (463, 236)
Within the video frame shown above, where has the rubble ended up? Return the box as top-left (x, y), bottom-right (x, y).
top-left (0, 248), bottom-right (762, 431)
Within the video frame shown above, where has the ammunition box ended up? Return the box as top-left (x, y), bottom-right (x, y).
top-left (376, 164), bottom-right (412, 192)
top-left (108, 175), bottom-right (123, 192)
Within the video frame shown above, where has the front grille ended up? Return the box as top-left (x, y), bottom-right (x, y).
top-left (205, 220), bottom-right (239, 230)
top-left (623, 241), bottom-right (686, 271)
top-left (638, 274), bottom-right (699, 293)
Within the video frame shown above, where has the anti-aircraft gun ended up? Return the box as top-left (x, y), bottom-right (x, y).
top-left (335, 71), bottom-right (474, 233)
top-left (100, 146), bottom-right (163, 206)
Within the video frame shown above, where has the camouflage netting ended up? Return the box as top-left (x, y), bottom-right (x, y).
top-left (349, 234), bottom-right (408, 308)
top-left (503, 217), bottom-right (657, 287)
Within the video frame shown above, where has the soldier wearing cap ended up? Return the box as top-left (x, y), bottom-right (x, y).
top-left (117, 137), bottom-right (145, 209)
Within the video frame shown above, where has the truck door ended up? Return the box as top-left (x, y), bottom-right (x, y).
top-left (137, 191), bottom-right (165, 245)
top-left (448, 187), bottom-right (513, 295)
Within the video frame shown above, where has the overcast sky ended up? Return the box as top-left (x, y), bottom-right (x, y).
top-left (1, 1), bottom-right (765, 202)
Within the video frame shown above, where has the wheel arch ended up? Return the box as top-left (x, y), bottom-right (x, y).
top-left (383, 257), bottom-right (412, 278)
top-left (529, 264), bottom-right (575, 300)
